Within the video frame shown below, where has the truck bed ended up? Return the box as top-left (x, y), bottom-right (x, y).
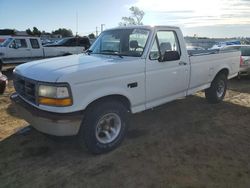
top-left (187, 50), bottom-right (240, 95)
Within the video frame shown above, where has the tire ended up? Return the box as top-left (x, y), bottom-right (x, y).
top-left (237, 73), bottom-right (241, 80)
top-left (78, 100), bottom-right (129, 154)
top-left (205, 73), bottom-right (227, 103)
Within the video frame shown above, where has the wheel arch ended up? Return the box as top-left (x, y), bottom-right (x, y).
top-left (85, 94), bottom-right (131, 113)
top-left (214, 68), bottom-right (229, 79)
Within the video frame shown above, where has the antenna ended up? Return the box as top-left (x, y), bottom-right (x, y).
top-left (76, 11), bottom-right (78, 36)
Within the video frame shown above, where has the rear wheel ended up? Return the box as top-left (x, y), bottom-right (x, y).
top-left (78, 100), bottom-right (129, 154)
top-left (205, 73), bottom-right (227, 103)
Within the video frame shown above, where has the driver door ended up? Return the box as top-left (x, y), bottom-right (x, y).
top-left (145, 30), bottom-right (190, 109)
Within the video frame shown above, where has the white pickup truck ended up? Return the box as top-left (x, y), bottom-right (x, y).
top-left (11, 26), bottom-right (240, 154)
top-left (0, 36), bottom-right (88, 68)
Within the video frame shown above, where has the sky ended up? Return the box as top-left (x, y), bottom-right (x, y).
top-left (1, 0), bottom-right (250, 38)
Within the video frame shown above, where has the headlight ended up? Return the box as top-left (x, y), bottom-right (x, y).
top-left (38, 84), bottom-right (73, 106)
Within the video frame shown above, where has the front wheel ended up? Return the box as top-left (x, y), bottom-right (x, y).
top-left (78, 100), bottom-right (129, 154)
top-left (205, 73), bottom-right (227, 103)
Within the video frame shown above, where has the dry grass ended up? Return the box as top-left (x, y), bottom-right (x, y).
top-left (0, 75), bottom-right (250, 188)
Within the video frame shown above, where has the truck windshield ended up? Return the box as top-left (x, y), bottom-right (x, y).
top-left (89, 28), bottom-right (150, 57)
top-left (0, 38), bottom-right (12, 47)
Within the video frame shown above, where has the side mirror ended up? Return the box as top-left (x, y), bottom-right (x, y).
top-left (159, 51), bottom-right (180, 62)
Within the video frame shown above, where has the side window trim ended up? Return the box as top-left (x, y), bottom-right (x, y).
top-left (149, 30), bottom-right (181, 61)
top-left (155, 34), bottom-right (161, 58)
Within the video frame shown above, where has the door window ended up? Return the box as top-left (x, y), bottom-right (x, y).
top-left (9, 39), bottom-right (27, 48)
top-left (30, 39), bottom-right (40, 49)
top-left (149, 31), bottom-right (181, 61)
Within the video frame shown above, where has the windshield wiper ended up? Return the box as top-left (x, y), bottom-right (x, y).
top-left (100, 50), bottom-right (123, 58)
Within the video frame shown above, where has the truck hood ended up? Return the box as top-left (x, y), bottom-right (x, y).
top-left (14, 54), bottom-right (134, 82)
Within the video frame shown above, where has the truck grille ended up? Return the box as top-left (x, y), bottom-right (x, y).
top-left (13, 74), bottom-right (37, 104)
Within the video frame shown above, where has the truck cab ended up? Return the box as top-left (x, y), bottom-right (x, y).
top-left (0, 36), bottom-right (43, 64)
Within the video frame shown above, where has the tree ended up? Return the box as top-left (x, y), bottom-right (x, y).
top-left (26, 27), bottom-right (42, 36)
top-left (119, 6), bottom-right (145, 26)
top-left (32, 27), bottom-right (41, 36)
top-left (88, 33), bottom-right (95, 39)
top-left (0, 29), bottom-right (16, 35)
top-left (26, 28), bottom-right (33, 35)
top-left (52, 28), bottom-right (73, 37)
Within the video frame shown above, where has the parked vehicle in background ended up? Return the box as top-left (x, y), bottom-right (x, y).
top-left (0, 35), bottom-right (11, 44)
top-left (89, 38), bottom-right (96, 45)
top-left (220, 45), bottom-right (250, 77)
top-left (44, 37), bottom-right (91, 50)
top-left (209, 40), bottom-right (241, 50)
top-left (41, 39), bottom-right (58, 46)
top-left (0, 36), bottom-right (89, 69)
top-left (186, 45), bottom-right (208, 55)
top-left (11, 25), bottom-right (240, 154)
top-left (187, 46), bottom-right (205, 50)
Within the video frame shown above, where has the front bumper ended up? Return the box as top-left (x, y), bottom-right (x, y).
top-left (10, 93), bottom-right (83, 136)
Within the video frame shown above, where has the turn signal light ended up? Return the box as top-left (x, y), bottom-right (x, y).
top-left (38, 97), bottom-right (72, 106)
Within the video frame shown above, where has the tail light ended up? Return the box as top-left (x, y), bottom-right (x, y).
top-left (240, 56), bottom-right (243, 66)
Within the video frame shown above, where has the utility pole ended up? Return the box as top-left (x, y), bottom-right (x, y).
top-left (101, 24), bottom-right (105, 32)
top-left (96, 27), bottom-right (99, 37)
top-left (76, 11), bottom-right (78, 36)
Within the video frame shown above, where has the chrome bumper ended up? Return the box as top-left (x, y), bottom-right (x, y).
top-left (10, 93), bottom-right (83, 136)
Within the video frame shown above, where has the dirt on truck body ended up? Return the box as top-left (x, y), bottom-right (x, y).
top-left (0, 74), bottom-right (250, 188)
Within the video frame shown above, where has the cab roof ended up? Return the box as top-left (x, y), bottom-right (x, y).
top-left (105, 25), bottom-right (180, 32)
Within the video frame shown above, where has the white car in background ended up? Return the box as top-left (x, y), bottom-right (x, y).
top-left (220, 45), bottom-right (250, 77)
top-left (186, 46), bottom-right (205, 51)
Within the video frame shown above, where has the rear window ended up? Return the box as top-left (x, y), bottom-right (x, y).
top-left (30, 39), bottom-right (40, 49)
top-left (241, 47), bottom-right (250, 56)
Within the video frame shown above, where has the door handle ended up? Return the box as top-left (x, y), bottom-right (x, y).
top-left (179, 61), bottom-right (187, 65)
